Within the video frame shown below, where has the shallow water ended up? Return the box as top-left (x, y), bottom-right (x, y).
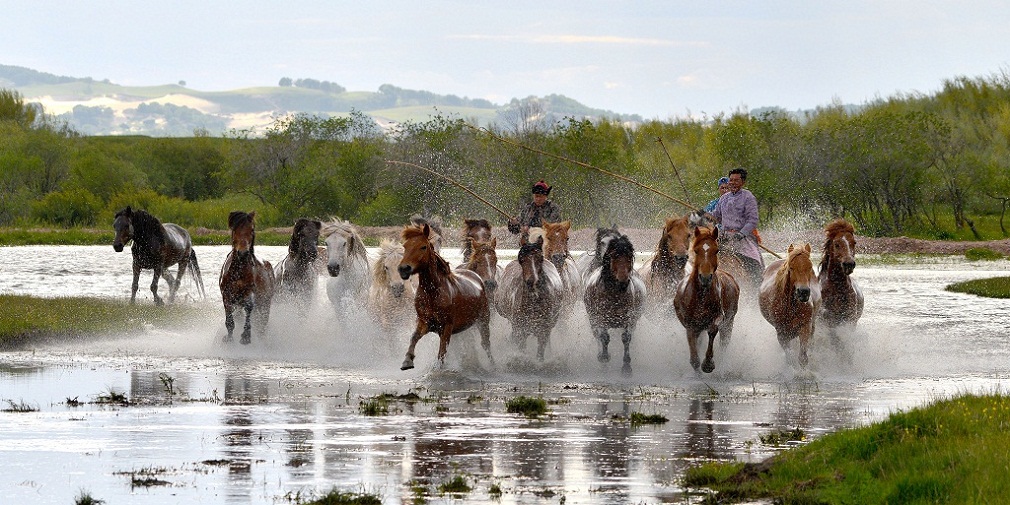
top-left (2, 246), bottom-right (1010, 504)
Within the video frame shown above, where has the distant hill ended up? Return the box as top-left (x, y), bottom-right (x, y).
top-left (1, 64), bottom-right (644, 136)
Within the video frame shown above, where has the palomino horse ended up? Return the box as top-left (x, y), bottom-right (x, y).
top-left (457, 237), bottom-right (501, 297)
top-left (640, 215), bottom-right (693, 307)
top-left (274, 218), bottom-right (322, 305)
top-left (759, 242), bottom-right (821, 367)
top-left (112, 206), bottom-right (206, 305)
top-left (398, 223), bottom-right (493, 370)
top-left (459, 218), bottom-right (492, 265)
top-left (495, 236), bottom-right (565, 360)
top-left (584, 233), bottom-right (646, 375)
top-left (321, 219), bottom-right (371, 308)
top-left (537, 220), bottom-right (583, 314)
top-left (219, 211), bottom-right (275, 344)
top-left (673, 226), bottom-right (740, 373)
top-left (368, 239), bottom-right (417, 332)
top-left (818, 218), bottom-right (863, 347)
top-left (575, 225), bottom-right (622, 282)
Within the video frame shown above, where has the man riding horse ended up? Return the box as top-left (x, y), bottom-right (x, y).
top-left (508, 180), bottom-right (561, 241)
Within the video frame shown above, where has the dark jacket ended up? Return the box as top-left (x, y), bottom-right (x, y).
top-left (508, 200), bottom-right (561, 233)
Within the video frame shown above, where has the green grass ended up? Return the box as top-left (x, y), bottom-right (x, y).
top-left (945, 276), bottom-right (1010, 298)
top-left (0, 227), bottom-right (293, 246)
top-left (964, 247), bottom-right (1006, 261)
top-left (437, 475), bottom-right (472, 495)
top-left (297, 490), bottom-right (382, 505)
top-left (683, 393), bottom-right (1010, 504)
top-left (629, 412), bottom-right (669, 426)
top-left (505, 396), bottom-right (548, 417)
top-left (0, 295), bottom-right (208, 347)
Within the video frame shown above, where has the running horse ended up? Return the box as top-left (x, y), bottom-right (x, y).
top-left (640, 215), bottom-right (693, 307)
top-left (539, 220), bottom-right (583, 314)
top-left (584, 233), bottom-right (646, 375)
top-left (459, 218), bottom-right (492, 265)
top-left (759, 242), bottom-right (821, 367)
top-left (274, 218), bottom-right (322, 305)
top-left (495, 236), bottom-right (564, 360)
top-left (321, 218), bottom-right (371, 308)
top-left (575, 225), bottom-right (622, 282)
top-left (368, 239), bottom-right (417, 331)
top-left (112, 206), bottom-right (206, 305)
top-left (398, 223), bottom-right (494, 370)
top-left (818, 218), bottom-right (863, 347)
top-left (457, 237), bottom-right (501, 297)
top-left (673, 226), bottom-right (740, 373)
top-left (219, 211), bottom-right (275, 344)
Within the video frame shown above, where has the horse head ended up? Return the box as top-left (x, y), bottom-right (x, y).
top-left (410, 214), bottom-right (444, 253)
top-left (518, 235), bottom-right (545, 290)
top-left (374, 239), bottom-right (409, 298)
top-left (602, 234), bottom-right (635, 290)
top-left (660, 215), bottom-right (691, 270)
top-left (782, 243), bottom-right (816, 303)
top-left (227, 211), bottom-right (257, 258)
top-left (462, 218), bottom-right (492, 243)
top-left (594, 226), bottom-right (621, 258)
top-left (542, 220), bottom-right (572, 269)
top-left (322, 219), bottom-right (365, 278)
top-left (467, 237), bottom-right (499, 293)
top-left (289, 218), bottom-right (322, 265)
top-left (690, 226), bottom-right (720, 290)
top-left (400, 223), bottom-right (448, 280)
top-left (112, 206), bottom-right (135, 252)
top-left (822, 218), bottom-right (857, 276)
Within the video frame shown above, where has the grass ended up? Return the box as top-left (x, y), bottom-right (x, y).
top-left (2, 399), bottom-right (39, 412)
top-left (0, 295), bottom-right (207, 347)
top-left (296, 489), bottom-right (382, 505)
top-left (945, 276), bottom-right (1010, 298)
top-left (74, 490), bottom-right (105, 505)
top-left (964, 247), bottom-right (1006, 261)
top-left (437, 475), bottom-right (472, 495)
top-left (0, 226), bottom-right (292, 246)
top-left (629, 412), bottom-right (669, 426)
top-left (683, 393), bottom-right (1010, 504)
top-left (505, 396), bottom-right (548, 417)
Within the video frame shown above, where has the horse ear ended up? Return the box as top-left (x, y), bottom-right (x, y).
top-left (422, 223), bottom-right (430, 237)
top-left (490, 237), bottom-right (497, 248)
top-left (562, 220), bottom-right (571, 231)
top-left (249, 211), bottom-right (256, 222)
top-left (313, 220), bottom-right (322, 231)
top-left (535, 236), bottom-right (544, 247)
top-left (804, 243), bottom-right (811, 253)
top-left (788, 243), bottom-right (795, 253)
top-left (711, 226), bottom-right (718, 240)
top-left (125, 206), bottom-right (133, 215)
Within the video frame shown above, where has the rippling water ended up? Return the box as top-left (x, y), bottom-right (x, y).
top-left (1, 246), bottom-right (1010, 504)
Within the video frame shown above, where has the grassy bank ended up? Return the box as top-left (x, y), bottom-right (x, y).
top-left (684, 393), bottom-right (1010, 504)
top-left (0, 227), bottom-right (293, 246)
top-left (946, 276), bottom-right (1010, 298)
top-left (0, 295), bottom-right (208, 348)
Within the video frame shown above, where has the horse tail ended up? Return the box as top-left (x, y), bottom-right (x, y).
top-left (189, 249), bottom-right (207, 299)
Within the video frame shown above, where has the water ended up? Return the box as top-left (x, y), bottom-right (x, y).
top-left (2, 246), bottom-right (1010, 504)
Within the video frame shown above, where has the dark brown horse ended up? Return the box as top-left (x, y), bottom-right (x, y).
top-left (112, 206), bottom-right (205, 305)
top-left (759, 242), bottom-right (820, 367)
top-left (398, 223), bottom-right (493, 370)
top-left (494, 236), bottom-right (564, 360)
top-left (818, 218), bottom-right (864, 347)
top-left (640, 215), bottom-right (693, 306)
top-left (457, 237), bottom-right (500, 296)
top-left (459, 218), bottom-right (492, 265)
top-left (219, 211), bottom-right (275, 344)
top-left (274, 218), bottom-right (322, 304)
top-left (673, 226), bottom-right (740, 373)
top-left (584, 233), bottom-right (646, 375)
top-left (575, 225), bottom-right (622, 282)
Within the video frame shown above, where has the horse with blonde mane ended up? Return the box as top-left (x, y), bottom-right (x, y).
top-left (535, 221), bottom-right (582, 314)
top-left (368, 239), bottom-right (417, 331)
top-left (818, 218), bottom-right (863, 347)
top-left (321, 218), bottom-right (371, 309)
top-left (640, 215), bottom-right (693, 308)
top-left (759, 242), bottom-right (821, 367)
top-left (398, 223), bottom-right (493, 370)
top-left (673, 226), bottom-right (739, 373)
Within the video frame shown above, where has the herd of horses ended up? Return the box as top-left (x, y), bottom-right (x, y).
top-left (111, 206), bottom-right (864, 375)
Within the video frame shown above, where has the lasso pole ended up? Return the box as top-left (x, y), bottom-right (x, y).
top-left (656, 137), bottom-right (694, 207)
top-left (385, 160), bottom-right (515, 222)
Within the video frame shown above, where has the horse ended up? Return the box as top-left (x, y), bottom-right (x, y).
top-left (639, 215), bottom-right (693, 308)
top-left (459, 218), bottom-right (492, 265)
top-left (818, 218), bottom-right (864, 347)
top-left (368, 239), bottom-right (417, 331)
top-left (673, 226), bottom-right (740, 373)
top-left (538, 220), bottom-right (583, 314)
top-left (495, 236), bottom-right (565, 360)
top-left (409, 214), bottom-right (444, 253)
top-left (457, 237), bottom-right (501, 297)
top-left (274, 218), bottom-right (322, 305)
top-left (575, 225), bottom-right (622, 282)
top-left (759, 242), bottom-right (821, 367)
top-left (219, 211), bottom-right (275, 344)
top-left (398, 223), bottom-right (493, 370)
top-left (112, 206), bottom-right (206, 305)
top-left (583, 233), bottom-right (647, 375)
top-left (321, 218), bottom-right (371, 308)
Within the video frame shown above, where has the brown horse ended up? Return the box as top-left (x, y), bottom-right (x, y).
top-left (818, 219), bottom-right (864, 347)
top-left (673, 226), bottom-right (740, 373)
top-left (274, 218), bottom-right (322, 305)
top-left (584, 233), bottom-right (646, 375)
top-left (457, 237), bottom-right (501, 296)
top-left (459, 218), bottom-right (492, 265)
top-left (398, 223), bottom-right (493, 370)
top-left (640, 215), bottom-right (693, 306)
top-left (538, 220), bottom-right (583, 314)
top-left (219, 211), bottom-right (275, 344)
top-left (495, 236), bottom-right (565, 360)
top-left (112, 206), bottom-right (206, 305)
top-left (759, 242), bottom-right (820, 367)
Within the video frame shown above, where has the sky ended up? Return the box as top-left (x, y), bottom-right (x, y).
top-left (4, 1), bottom-right (1010, 119)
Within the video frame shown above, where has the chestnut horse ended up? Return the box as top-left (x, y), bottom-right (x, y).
top-left (538, 221), bottom-right (583, 314)
top-left (219, 211), bottom-right (275, 344)
top-left (112, 206), bottom-right (206, 305)
top-left (584, 234), bottom-right (646, 375)
top-left (398, 224), bottom-right (493, 370)
top-left (673, 226), bottom-right (740, 373)
top-left (640, 215), bottom-right (693, 307)
top-left (368, 239), bottom-right (417, 332)
top-left (818, 219), bottom-right (863, 347)
top-left (457, 237), bottom-right (501, 297)
top-left (759, 242), bottom-right (820, 367)
top-left (495, 236), bottom-right (565, 360)
top-left (459, 218), bottom-right (492, 265)
top-left (274, 218), bottom-right (322, 305)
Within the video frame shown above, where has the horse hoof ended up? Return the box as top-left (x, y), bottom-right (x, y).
top-left (222, 335), bottom-right (233, 343)
top-left (401, 360), bottom-right (415, 371)
top-left (240, 337), bottom-right (251, 345)
top-left (799, 353), bottom-right (809, 368)
top-left (598, 350), bottom-right (610, 363)
top-left (702, 360), bottom-right (715, 373)
top-left (621, 363), bottom-right (632, 376)
top-left (690, 359), bottom-right (700, 371)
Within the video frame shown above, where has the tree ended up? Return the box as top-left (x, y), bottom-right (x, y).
top-left (0, 88), bottom-right (40, 128)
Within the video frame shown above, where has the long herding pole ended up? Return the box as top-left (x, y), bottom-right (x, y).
top-left (656, 137), bottom-right (694, 207)
top-left (385, 160), bottom-right (515, 221)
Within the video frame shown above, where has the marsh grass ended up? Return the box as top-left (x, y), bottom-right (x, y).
top-left (437, 475), bottom-right (472, 495)
top-left (684, 393), bottom-right (1010, 504)
top-left (964, 247), bottom-right (1006, 261)
top-left (505, 396), bottom-right (548, 417)
top-left (629, 412), bottom-right (669, 426)
top-left (2, 399), bottom-right (39, 412)
top-left (74, 490), bottom-right (105, 505)
top-left (297, 489), bottom-right (382, 505)
top-left (758, 427), bottom-right (805, 446)
top-left (945, 276), bottom-right (1010, 298)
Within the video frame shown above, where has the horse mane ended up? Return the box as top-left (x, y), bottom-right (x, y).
top-left (527, 227), bottom-right (546, 244)
top-left (518, 237), bottom-right (543, 262)
top-left (777, 243), bottom-right (812, 292)
top-left (289, 218), bottom-right (320, 253)
top-left (227, 211), bottom-right (256, 252)
top-left (322, 218), bottom-right (368, 263)
top-left (460, 218), bottom-right (490, 240)
top-left (820, 218), bottom-right (855, 271)
top-left (402, 225), bottom-right (452, 276)
top-left (410, 214), bottom-right (443, 236)
top-left (372, 238), bottom-right (402, 286)
top-left (603, 235), bottom-right (634, 274)
top-left (125, 208), bottom-right (166, 242)
top-left (653, 216), bottom-right (685, 261)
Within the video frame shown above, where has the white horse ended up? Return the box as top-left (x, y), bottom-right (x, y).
top-left (321, 218), bottom-right (371, 310)
top-left (368, 239), bottom-right (417, 331)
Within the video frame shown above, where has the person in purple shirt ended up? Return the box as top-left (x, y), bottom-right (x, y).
top-left (711, 167), bottom-right (764, 290)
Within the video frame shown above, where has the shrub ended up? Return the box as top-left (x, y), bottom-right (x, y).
top-left (32, 188), bottom-right (103, 226)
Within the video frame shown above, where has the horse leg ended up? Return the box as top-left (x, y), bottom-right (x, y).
top-left (702, 328), bottom-right (717, 373)
top-left (130, 263), bottom-right (142, 304)
top-left (436, 324), bottom-right (454, 368)
top-left (150, 266), bottom-right (164, 306)
top-left (169, 259), bottom-right (188, 303)
top-left (479, 313), bottom-right (494, 367)
top-left (620, 326), bottom-right (633, 376)
top-left (536, 324), bottom-right (550, 362)
top-left (686, 329), bottom-right (701, 371)
top-left (162, 270), bottom-right (177, 303)
top-left (798, 323), bottom-right (812, 368)
top-left (240, 299), bottom-right (254, 344)
top-left (593, 327), bottom-right (610, 362)
top-left (401, 322), bottom-right (429, 370)
top-left (223, 302), bottom-right (235, 342)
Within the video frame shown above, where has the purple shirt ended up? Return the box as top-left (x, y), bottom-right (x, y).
top-left (712, 188), bottom-right (762, 263)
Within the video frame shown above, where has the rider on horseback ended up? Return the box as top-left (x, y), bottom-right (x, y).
top-left (508, 180), bottom-right (561, 239)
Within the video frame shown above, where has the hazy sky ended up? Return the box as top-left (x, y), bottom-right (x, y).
top-left (5, 1), bottom-right (1010, 119)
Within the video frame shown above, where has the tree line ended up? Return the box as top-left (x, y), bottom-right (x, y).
top-left (2, 72), bottom-right (1010, 238)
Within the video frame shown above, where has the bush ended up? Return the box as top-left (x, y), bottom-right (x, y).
top-left (965, 247), bottom-right (1005, 261)
top-left (32, 188), bottom-right (103, 226)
